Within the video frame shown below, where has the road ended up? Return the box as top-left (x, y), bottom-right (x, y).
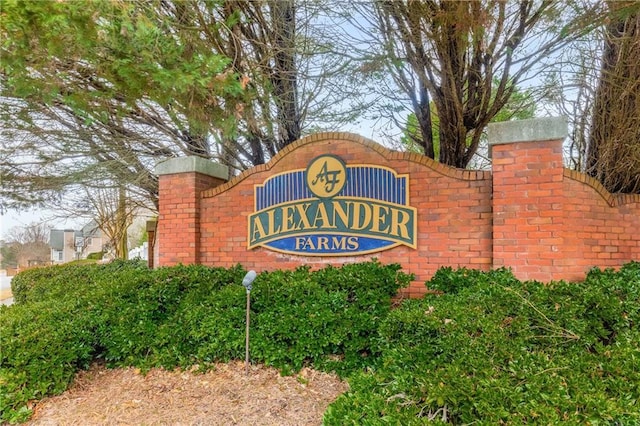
top-left (1, 275), bottom-right (14, 306)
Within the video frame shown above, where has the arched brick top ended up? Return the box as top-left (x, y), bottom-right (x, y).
top-left (563, 169), bottom-right (640, 207)
top-left (202, 132), bottom-right (490, 198)
top-left (157, 118), bottom-right (640, 290)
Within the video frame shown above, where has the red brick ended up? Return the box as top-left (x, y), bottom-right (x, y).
top-left (156, 133), bottom-right (639, 295)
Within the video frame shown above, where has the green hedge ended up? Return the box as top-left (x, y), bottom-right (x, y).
top-left (324, 262), bottom-right (640, 424)
top-left (3, 260), bottom-right (639, 424)
top-left (1, 259), bottom-right (411, 423)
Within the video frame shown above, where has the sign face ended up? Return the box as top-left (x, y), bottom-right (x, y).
top-left (247, 154), bottom-right (417, 256)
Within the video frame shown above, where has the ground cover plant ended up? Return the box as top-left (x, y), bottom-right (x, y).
top-left (0, 259), bottom-right (410, 423)
top-left (1, 260), bottom-right (638, 424)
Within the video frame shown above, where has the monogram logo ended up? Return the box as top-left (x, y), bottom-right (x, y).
top-left (306, 155), bottom-right (346, 198)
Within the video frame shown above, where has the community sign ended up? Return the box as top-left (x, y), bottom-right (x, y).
top-left (247, 154), bottom-right (417, 256)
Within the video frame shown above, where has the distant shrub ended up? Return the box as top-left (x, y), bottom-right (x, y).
top-left (86, 251), bottom-right (104, 260)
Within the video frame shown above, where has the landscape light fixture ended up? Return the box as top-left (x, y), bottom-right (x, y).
top-left (242, 270), bottom-right (257, 375)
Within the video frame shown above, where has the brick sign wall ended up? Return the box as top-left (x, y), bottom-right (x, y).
top-left (156, 118), bottom-right (640, 297)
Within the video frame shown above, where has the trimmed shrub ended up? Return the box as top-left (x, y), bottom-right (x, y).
top-left (0, 292), bottom-right (100, 423)
top-left (250, 262), bottom-right (412, 375)
top-left (0, 260), bottom-right (410, 422)
top-left (4, 259), bottom-right (638, 424)
top-left (324, 263), bottom-right (640, 425)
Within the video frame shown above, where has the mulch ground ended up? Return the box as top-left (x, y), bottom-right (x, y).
top-left (25, 361), bottom-right (348, 425)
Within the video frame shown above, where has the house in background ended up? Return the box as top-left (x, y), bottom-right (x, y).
top-left (50, 222), bottom-right (104, 264)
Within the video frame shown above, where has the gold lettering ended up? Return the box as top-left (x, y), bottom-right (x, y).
top-left (303, 237), bottom-right (316, 250)
top-left (313, 203), bottom-right (336, 229)
top-left (318, 237), bottom-right (329, 250)
top-left (280, 205), bottom-right (296, 233)
top-left (295, 203), bottom-right (312, 229)
top-left (251, 216), bottom-right (267, 243)
top-left (251, 198), bottom-right (414, 252)
top-left (332, 201), bottom-right (350, 228)
top-left (390, 209), bottom-right (411, 239)
top-left (295, 237), bottom-right (306, 250)
top-left (266, 209), bottom-right (281, 236)
top-left (371, 204), bottom-right (390, 234)
top-left (351, 202), bottom-right (372, 230)
top-left (331, 236), bottom-right (346, 250)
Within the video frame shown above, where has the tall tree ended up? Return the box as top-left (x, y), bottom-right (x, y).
top-left (346, 0), bottom-right (633, 168)
top-left (542, 1), bottom-right (640, 193)
top-left (1, 0), bottom-right (240, 212)
top-left (401, 80), bottom-right (535, 168)
top-left (47, 183), bottom-right (152, 259)
top-left (0, 244), bottom-right (18, 269)
top-left (87, 186), bottom-right (135, 260)
top-left (0, 0), bottom-right (351, 213)
top-left (586, 3), bottom-right (640, 193)
top-left (539, 38), bottom-right (600, 172)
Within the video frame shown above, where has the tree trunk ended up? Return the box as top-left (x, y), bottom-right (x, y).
top-left (116, 187), bottom-right (129, 260)
top-left (269, 0), bottom-right (301, 150)
top-left (587, 5), bottom-right (640, 193)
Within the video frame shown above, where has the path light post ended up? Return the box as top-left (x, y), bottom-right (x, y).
top-left (242, 270), bottom-right (257, 375)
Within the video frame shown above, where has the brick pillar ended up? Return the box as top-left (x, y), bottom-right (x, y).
top-left (489, 117), bottom-right (567, 282)
top-left (156, 157), bottom-right (228, 267)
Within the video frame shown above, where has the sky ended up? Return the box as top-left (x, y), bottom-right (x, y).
top-left (1, 209), bottom-right (83, 240)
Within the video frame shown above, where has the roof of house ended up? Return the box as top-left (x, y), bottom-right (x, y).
top-left (49, 220), bottom-right (102, 250)
top-left (81, 221), bottom-right (101, 237)
top-left (49, 229), bottom-right (69, 250)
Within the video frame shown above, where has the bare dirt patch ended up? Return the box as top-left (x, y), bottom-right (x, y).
top-left (26, 361), bottom-right (348, 426)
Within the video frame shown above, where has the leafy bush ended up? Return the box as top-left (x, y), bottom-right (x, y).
top-left (5, 259), bottom-right (639, 424)
top-left (86, 251), bottom-right (105, 260)
top-left (250, 262), bottom-right (412, 375)
top-left (91, 262), bottom-right (247, 369)
top-left (0, 259), bottom-right (410, 422)
top-left (1, 286), bottom-right (102, 422)
top-left (324, 263), bottom-right (640, 425)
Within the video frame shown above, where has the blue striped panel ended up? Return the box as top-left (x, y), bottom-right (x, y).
top-left (256, 171), bottom-right (311, 210)
top-left (342, 167), bottom-right (406, 204)
top-left (255, 167), bottom-right (407, 210)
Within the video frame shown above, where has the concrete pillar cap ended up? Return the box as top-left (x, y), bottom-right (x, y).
top-left (155, 156), bottom-right (228, 180)
top-left (487, 117), bottom-right (567, 158)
